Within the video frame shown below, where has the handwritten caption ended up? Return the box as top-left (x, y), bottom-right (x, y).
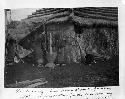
top-left (16, 87), bottom-right (112, 99)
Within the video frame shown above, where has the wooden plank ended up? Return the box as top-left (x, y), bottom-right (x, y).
top-left (26, 81), bottom-right (48, 88)
top-left (6, 78), bottom-right (46, 88)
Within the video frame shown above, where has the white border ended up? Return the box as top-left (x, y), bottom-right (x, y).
top-left (0, 0), bottom-right (125, 99)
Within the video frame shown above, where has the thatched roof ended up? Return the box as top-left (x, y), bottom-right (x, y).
top-left (8, 8), bottom-right (118, 42)
top-left (25, 7), bottom-right (118, 26)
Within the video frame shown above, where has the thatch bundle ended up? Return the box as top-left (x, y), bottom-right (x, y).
top-left (25, 8), bottom-right (117, 26)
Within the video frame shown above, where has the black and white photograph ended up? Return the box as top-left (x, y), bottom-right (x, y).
top-left (4, 7), bottom-right (119, 88)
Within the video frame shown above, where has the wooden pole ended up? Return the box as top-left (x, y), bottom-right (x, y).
top-left (50, 33), bottom-right (53, 54)
top-left (45, 25), bottom-right (48, 52)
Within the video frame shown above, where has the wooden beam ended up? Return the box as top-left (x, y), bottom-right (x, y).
top-left (6, 78), bottom-right (46, 88)
top-left (26, 81), bottom-right (48, 88)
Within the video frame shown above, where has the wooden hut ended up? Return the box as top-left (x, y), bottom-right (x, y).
top-left (19, 8), bottom-right (118, 64)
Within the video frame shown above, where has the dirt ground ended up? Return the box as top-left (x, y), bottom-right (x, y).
top-left (4, 55), bottom-right (119, 88)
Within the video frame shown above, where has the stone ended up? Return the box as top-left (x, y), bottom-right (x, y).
top-left (45, 63), bottom-right (56, 69)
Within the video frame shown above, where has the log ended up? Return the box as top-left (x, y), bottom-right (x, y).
top-left (6, 78), bottom-right (46, 88)
top-left (26, 81), bottom-right (48, 88)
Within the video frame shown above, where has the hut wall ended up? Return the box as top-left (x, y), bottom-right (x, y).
top-left (46, 23), bottom-right (118, 64)
top-left (25, 23), bottom-right (118, 64)
top-left (46, 23), bottom-right (81, 63)
top-left (80, 26), bottom-right (119, 58)
top-left (18, 24), bottom-right (118, 65)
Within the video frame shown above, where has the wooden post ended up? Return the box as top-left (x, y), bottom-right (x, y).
top-left (50, 33), bottom-right (53, 54)
top-left (44, 24), bottom-right (47, 52)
